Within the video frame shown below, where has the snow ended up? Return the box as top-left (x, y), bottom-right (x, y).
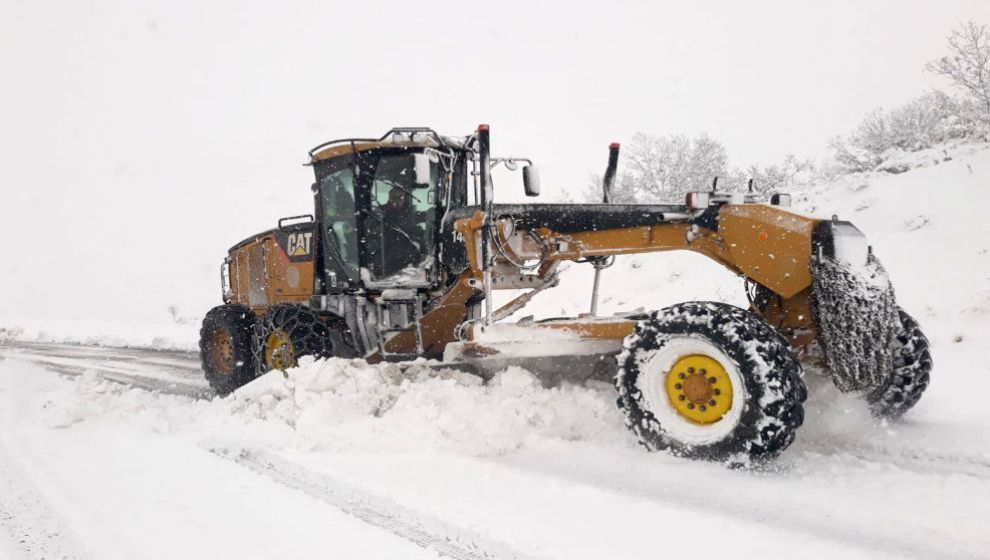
top-left (4, 354), bottom-right (987, 558)
top-left (223, 359), bottom-right (620, 455)
top-left (0, 362), bottom-right (441, 560)
top-left (0, 532), bottom-right (20, 560)
top-left (1, 141), bottom-right (990, 558)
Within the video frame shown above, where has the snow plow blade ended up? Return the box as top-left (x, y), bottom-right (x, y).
top-left (443, 341), bottom-right (619, 386)
top-left (442, 321), bottom-right (628, 385)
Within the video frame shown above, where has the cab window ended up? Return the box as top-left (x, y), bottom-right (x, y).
top-left (366, 153), bottom-right (438, 284)
top-left (319, 165), bottom-right (359, 285)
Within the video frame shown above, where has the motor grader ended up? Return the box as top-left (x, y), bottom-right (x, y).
top-left (200, 125), bottom-right (932, 463)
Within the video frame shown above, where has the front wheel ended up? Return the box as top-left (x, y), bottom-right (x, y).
top-left (867, 308), bottom-right (932, 419)
top-left (616, 302), bottom-right (807, 465)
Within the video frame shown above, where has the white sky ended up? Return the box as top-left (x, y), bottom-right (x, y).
top-left (1, 0), bottom-right (987, 322)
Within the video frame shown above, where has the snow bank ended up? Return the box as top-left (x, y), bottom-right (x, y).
top-left (226, 358), bottom-right (627, 455)
top-left (41, 356), bottom-right (629, 458)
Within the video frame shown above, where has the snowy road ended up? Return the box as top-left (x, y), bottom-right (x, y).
top-left (1, 339), bottom-right (989, 559)
top-left (0, 340), bottom-right (208, 397)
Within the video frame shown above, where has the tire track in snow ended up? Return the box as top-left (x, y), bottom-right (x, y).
top-left (213, 448), bottom-right (537, 560)
top-left (29, 357), bottom-right (210, 399)
top-left (497, 452), bottom-right (984, 560)
top-left (799, 441), bottom-right (990, 480)
top-left (0, 340), bottom-right (201, 374)
top-left (0, 438), bottom-right (94, 560)
top-left (0, 341), bottom-right (211, 399)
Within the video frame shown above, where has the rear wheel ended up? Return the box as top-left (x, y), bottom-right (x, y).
top-left (199, 304), bottom-right (257, 396)
top-left (867, 308), bottom-right (932, 419)
top-left (251, 303), bottom-right (349, 375)
top-left (616, 302), bottom-right (807, 465)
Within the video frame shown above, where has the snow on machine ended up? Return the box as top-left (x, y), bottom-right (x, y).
top-left (199, 126), bottom-right (932, 464)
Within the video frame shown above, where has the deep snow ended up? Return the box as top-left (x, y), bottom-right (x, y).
top-left (2, 141), bottom-right (990, 559)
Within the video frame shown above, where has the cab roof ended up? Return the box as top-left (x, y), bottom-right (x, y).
top-left (309, 140), bottom-right (434, 164)
top-left (307, 127), bottom-right (463, 165)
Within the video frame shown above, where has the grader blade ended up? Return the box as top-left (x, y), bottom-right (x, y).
top-left (443, 338), bottom-right (620, 386)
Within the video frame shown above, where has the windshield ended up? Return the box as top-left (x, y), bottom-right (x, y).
top-left (364, 153), bottom-right (439, 286)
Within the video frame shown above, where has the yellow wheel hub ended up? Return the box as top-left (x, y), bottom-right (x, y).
top-left (264, 329), bottom-right (296, 371)
top-left (207, 330), bottom-right (235, 374)
top-left (665, 354), bottom-right (733, 424)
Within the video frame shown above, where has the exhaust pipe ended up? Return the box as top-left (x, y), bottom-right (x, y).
top-left (590, 142), bottom-right (621, 315)
top-left (602, 142), bottom-right (620, 203)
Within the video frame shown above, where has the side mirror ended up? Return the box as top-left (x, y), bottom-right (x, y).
top-left (413, 153), bottom-right (432, 187)
top-left (523, 165), bottom-right (540, 197)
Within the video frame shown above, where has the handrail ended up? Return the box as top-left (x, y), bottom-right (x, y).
top-left (307, 127), bottom-right (447, 159)
top-left (277, 214), bottom-right (314, 228)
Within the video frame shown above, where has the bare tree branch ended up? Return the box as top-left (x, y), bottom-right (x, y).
top-left (927, 21), bottom-right (990, 135)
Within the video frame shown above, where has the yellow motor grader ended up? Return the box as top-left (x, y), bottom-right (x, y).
top-left (200, 125), bottom-right (932, 463)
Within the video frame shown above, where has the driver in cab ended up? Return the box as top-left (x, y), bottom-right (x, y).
top-left (380, 186), bottom-right (424, 273)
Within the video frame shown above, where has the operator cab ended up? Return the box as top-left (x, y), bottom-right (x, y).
top-left (310, 130), bottom-right (466, 293)
top-left (309, 127), bottom-right (539, 297)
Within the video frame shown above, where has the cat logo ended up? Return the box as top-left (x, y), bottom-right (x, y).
top-left (287, 232), bottom-right (313, 257)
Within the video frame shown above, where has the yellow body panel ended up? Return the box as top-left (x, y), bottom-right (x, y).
top-left (228, 203), bottom-right (822, 359)
top-left (227, 233), bottom-right (315, 314)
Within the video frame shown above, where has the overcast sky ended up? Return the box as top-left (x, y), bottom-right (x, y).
top-left (1, 0), bottom-right (987, 322)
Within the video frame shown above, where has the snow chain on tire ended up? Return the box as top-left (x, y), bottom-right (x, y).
top-left (866, 308), bottom-right (932, 419)
top-left (811, 254), bottom-right (899, 392)
top-left (251, 303), bottom-right (346, 376)
top-left (616, 302), bottom-right (807, 466)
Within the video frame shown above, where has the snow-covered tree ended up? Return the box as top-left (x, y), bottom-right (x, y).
top-left (744, 154), bottom-right (817, 193)
top-left (887, 90), bottom-right (957, 149)
top-left (927, 21), bottom-right (990, 138)
top-left (829, 90), bottom-right (976, 172)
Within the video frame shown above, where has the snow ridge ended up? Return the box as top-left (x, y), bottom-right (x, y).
top-left (0, 440), bottom-right (94, 560)
top-left (215, 448), bottom-right (536, 560)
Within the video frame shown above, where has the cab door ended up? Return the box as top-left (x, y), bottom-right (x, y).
top-left (316, 159), bottom-right (361, 290)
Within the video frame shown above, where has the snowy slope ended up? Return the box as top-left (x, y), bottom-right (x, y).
top-left (1, 142), bottom-right (989, 559)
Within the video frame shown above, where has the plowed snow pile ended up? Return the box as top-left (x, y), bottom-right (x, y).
top-left (42, 357), bottom-right (628, 457)
top-left (232, 358), bottom-right (627, 454)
